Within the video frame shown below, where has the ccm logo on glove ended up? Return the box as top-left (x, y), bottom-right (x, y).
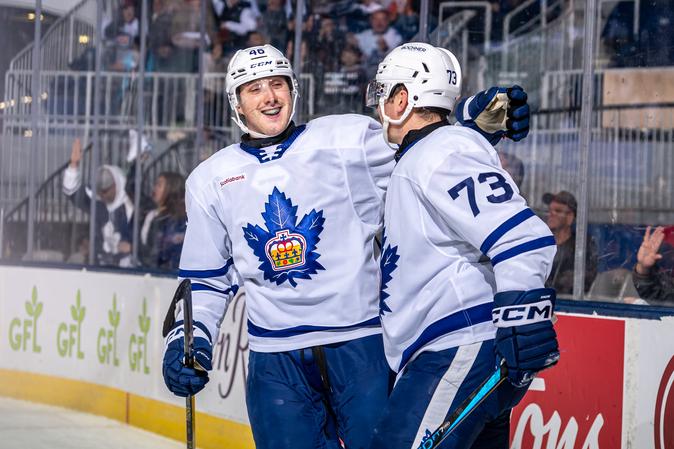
top-left (492, 298), bottom-right (553, 327)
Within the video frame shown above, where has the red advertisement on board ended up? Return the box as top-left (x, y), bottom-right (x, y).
top-left (510, 315), bottom-right (625, 449)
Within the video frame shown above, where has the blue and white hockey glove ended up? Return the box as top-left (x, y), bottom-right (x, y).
top-left (492, 288), bottom-right (560, 387)
top-left (162, 320), bottom-right (213, 397)
top-left (455, 85), bottom-right (530, 145)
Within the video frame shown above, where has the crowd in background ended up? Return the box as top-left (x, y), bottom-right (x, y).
top-left (10, 0), bottom-right (674, 302)
top-left (74, 0), bottom-right (674, 122)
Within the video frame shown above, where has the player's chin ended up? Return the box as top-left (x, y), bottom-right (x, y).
top-left (257, 110), bottom-right (291, 135)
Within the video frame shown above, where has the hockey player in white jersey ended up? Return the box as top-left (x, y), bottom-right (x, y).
top-left (366, 43), bottom-right (560, 449)
top-left (160, 44), bottom-right (534, 449)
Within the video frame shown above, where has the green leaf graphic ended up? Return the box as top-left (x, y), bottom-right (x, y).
top-left (109, 295), bottom-right (120, 327)
top-left (70, 290), bottom-right (79, 320)
top-left (139, 298), bottom-right (150, 333)
top-left (34, 302), bottom-right (43, 318)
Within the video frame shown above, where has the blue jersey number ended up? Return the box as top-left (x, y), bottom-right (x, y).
top-left (448, 172), bottom-right (514, 217)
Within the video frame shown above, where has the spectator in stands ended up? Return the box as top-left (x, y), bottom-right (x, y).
top-left (170, 0), bottom-right (217, 72)
top-left (314, 15), bottom-right (347, 72)
top-left (320, 45), bottom-right (367, 114)
top-left (204, 36), bottom-right (229, 73)
top-left (543, 191), bottom-right (598, 295)
top-left (102, 1), bottom-right (141, 72)
top-left (347, 0), bottom-right (388, 32)
top-left (637, 0), bottom-right (674, 67)
top-left (214, 0), bottom-right (260, 53)
top-left (245, 31), bottom-right (267, 48)
top-left (285, 37), bottom-right (309, 68)
top-left (600, 1), bottom-right (637, 68)
top-left (498, 151), bottom-right (525, 189)
top-left (632, 225), bottom-right (674, 305)
top-left (148, 0), bottom-right (180, 72)
top-left (353, 5), bottom-right (402, 77)
top-left (392, 0), bottom-right (420, 41)
top-left (67, 235), bottom-right (90, 264)
top-left (601, 0), bottom-right (674, 68)
top-left (140, 172), bottom-right (187, 271)
top-left (259, 0), bottom-right (289, 51)
top-left (62, 139), bottom-right (135, 267)
top-left (105, 1), bottom-right (139, 43)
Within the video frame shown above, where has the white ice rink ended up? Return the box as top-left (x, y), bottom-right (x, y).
top-left (0, 397), bottom-right (186, 449)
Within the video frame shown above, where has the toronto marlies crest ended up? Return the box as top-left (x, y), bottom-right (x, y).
top-left (243, 187), bottom-right (325, 287)
top-left (379, 230), bottom-right (399, 316)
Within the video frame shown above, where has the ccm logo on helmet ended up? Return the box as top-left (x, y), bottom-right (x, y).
top-left (250, 61), bottom-right (273, 68)
top-left (492, 300), bottom-right (553, 327)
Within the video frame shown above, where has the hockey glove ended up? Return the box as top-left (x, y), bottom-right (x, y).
top-left (455, 85), bottom-right (530, 145)
top-left (162, 320), bottom-right (213, 397)
top-left (492, 288), bottom-right (560, 387)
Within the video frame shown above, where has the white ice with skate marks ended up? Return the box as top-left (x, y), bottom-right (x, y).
top-left (0, 397), bottom-right (186, 449)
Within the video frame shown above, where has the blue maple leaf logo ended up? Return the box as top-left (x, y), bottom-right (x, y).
top-left (243, 187), bottom-right (325, 287)
top-left (379, 229), bottom-right (399, 316)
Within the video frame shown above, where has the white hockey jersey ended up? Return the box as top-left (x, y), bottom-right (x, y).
top-left (178, 114), bottom-right (394, 352)
top-left (380, 125), bottom-right (556, 372)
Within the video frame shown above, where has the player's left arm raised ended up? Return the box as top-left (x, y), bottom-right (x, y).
top-left (422, 144), bottom-right (559, 387)
top-left (455, 85), bottom-right (530, 145)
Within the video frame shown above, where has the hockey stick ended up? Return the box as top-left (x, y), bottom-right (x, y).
top-left (164, 279), bottom-right (197, 449)
top-left (181, 279), bottom-right (196, 449)
top-left (416, 363), bottom-right (507, 449)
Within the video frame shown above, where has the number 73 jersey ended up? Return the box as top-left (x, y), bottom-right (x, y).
top-left (379, 125), bottom-right (556, 372)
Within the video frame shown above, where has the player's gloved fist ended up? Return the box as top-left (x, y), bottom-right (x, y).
top-left (162, 320), bottom-right (213, 397)
top-left (492, 288), bottom-right (560, 387)
top-left (454, 85), bottom-right (530, 145)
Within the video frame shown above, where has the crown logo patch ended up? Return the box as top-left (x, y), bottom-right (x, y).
top-left (266, 230), bottom-right (306, 270)
top-left (243, 187), bottom-right (325, 287)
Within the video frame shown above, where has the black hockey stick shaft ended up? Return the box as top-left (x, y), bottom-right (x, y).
top-left (416, 363), bottom-right (507, 449)
top-left (179, 279), bottom-right (196, 449)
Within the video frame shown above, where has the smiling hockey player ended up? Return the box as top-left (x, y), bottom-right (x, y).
top-left (161, 44), bottom-right (536, 449)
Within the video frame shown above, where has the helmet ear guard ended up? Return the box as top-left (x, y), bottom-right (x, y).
top-left (369, 43), bottom-right (463, 147)
top-left (225, 45), bottom-right (300, 138)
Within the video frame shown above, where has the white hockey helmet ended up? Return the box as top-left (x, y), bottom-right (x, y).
top-left (226, 44), bottom-right (300, 137)
top-left (366, 42), bottom-right (462, 147)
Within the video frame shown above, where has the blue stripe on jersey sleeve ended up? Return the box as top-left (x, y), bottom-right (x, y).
top-left (490, 236), bottom-right (556, 266)
top-left (179, 257), bottom-right (234, 278)
top-left (398, 302), bottom-right (493, 371)
top-left (247, 316), bottom-right (380, 338)
top-left (480, 208), bottom-right (535, 254)
top-left (192, 281), bottom-right (239, 297)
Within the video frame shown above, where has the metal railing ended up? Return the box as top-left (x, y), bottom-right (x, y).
top-left (9, 0), bottom-right (98, 72)
top-left (1, 130), bottom-right (219, 262)
top-left (1, 69), bottom-right (237, 211)
top-left (498, 105), bottom-right (674, 225)
top-left (480, 0), bottom-right (582, 107)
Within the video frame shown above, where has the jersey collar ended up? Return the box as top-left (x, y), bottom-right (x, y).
top-left (240, 123), bottom-right (307, 163)
top-left (395, 119), bottom-right (450, 162)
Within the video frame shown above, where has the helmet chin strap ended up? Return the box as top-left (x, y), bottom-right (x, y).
top-left (231, 89), bottom-right (299, 139)
top-left (379, 98), bottom-right (414, 150)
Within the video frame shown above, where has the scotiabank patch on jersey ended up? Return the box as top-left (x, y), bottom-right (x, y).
top-left (243, 187), bottom-right (325, 287)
